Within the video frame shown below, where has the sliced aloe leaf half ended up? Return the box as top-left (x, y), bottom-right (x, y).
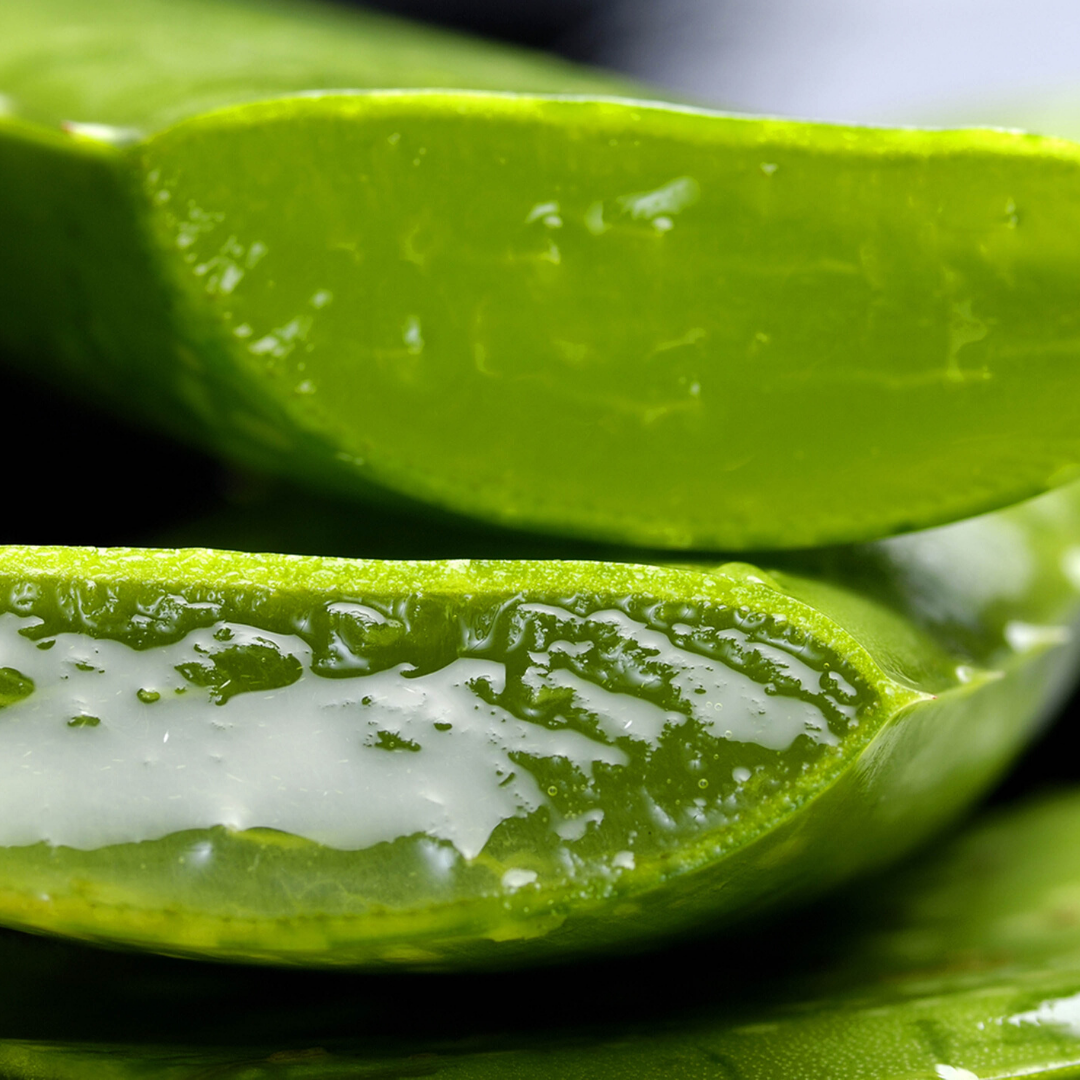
top-left (4, 0), bottom-right (1080, 547)
top-left (1, 483), bottom-right (1079, 967)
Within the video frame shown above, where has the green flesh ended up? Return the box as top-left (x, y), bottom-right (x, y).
top-left (8, 791), bottom-right (1080, 1077)
top-left (5, 2), bottom-right (1080, 547)
top-left (1, 483), bottom-right (1079, 968)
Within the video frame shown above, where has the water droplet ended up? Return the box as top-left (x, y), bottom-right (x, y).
top-left (584, 200), bottom-right (609, 235)
top-left (137, 688), bottom-right (161, 704)
top-left (501, 868), bottom-right (537, 891)
top-left (0, 666), bottom-right (34, 707)
top-left (219, 263), bottom-right (244, 295)
top-left (526, 200), bottom-right (561, 226)
top-left (403, 315), bottom-right (424, 355)
top-left (61, 120), bottom-right (140, 146)
top-left (617, 176), bottom-right (699, 223)
top-left (68, 715), bottom-right (101, 728)
top-left (189, 840), bottom-right (214, 868)
top-left (370, 730), bottom-right (421, 753)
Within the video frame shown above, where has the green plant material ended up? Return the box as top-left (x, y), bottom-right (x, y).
top-left (4, 1), bottom-right (1080, 548)
top-left (0, 0), bottom-right (636, 133)
top-left (1, 483), bottom-right (1079, 968)
top-left (7, 790), bottom-right (1080, 1077)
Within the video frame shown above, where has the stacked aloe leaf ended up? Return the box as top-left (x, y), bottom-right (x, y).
top-left (3, 0), bottom-right (1080, 1076)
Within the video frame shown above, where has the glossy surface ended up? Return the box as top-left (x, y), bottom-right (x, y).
top-left (4, 2), bottom-right (1080, 547)
top-left (0, 603), bottom-right (856, 855)
top-left (1, 483), bottom-right (1080, 967)
top-left (8, 792), bottom-right (1080, 1077)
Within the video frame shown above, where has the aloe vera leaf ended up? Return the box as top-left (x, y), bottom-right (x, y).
top-left (0, 483), bottom-right (1078, 968)
top-left (5, 6), bottom-right (1080, 548)
top-left (8, 793), bottom-right (1080, 1078)
top-left (7, 969), bottom-right (1080, 1080)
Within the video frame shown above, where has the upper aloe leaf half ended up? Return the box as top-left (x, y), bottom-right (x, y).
top-left (3, 0), bottom-right (1080, 549)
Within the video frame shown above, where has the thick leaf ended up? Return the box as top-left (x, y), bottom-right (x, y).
top-left (7, 792), bottom-right (1080, 1077)
top-left (1, 484), bottom-right (1079, 967)
top-left (4, 1), bottom-right (1080, 547)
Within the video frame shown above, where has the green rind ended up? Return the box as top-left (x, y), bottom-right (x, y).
top-left (0, 484), bottom-right (1078, 967)
top-left (11, 794), bottom-right (1080, 1077)
top-left (6, 93), bottom-right (1080, 548)
top-left (4, 1), bottom-right (1080, 546)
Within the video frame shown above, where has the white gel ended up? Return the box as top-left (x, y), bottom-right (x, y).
top-left (0, 614), bottom-right (625, 857)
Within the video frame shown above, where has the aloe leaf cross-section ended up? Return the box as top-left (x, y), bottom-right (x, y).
top-left (4, 0), bottom-right (1080, 548)
top-left (1, 483), bottom-right (1079, 967)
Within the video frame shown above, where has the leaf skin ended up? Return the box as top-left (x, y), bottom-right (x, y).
top-left (5, 55), bottom-right (1080, 545)
top-left (0, 484), bottom-right (1079, 969)
top-left (8, 794), bottom-right (1080, 1078)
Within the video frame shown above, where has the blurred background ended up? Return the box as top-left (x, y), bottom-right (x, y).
top-left (361, 0), bottom-right (1080, 132)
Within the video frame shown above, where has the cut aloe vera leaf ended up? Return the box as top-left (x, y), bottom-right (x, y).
top-left (1, 485), bottom-right (1079, 968)
top-left (8, 794), bottom-right (1080, 1078)
top-left (5, 7), bottom-right (1080, 548)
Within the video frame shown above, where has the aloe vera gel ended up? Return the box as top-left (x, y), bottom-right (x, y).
top-left (0, 597), bottom-right (860, 856)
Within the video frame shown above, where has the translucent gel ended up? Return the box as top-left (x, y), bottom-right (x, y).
top-left (0, 591), bottom-right (869, 868)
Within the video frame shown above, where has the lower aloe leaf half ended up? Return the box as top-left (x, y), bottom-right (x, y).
top-left (5, 82), bottom-right (1080, 548)
top-left (1, 484), bottom-right (1079, 967)
top-left (6, 789), bottom-right (1080, 1077)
